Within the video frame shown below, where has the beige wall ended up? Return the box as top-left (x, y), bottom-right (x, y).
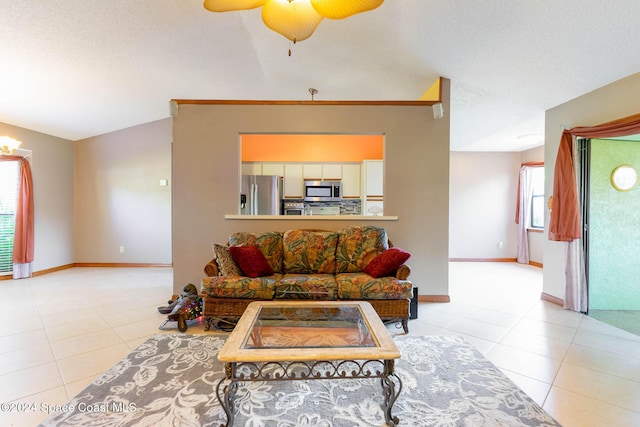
top-left (449, 151), bottom-right (520, 259)
top-left (521, 145), bottom-right (544, 163)
top-left (172, 83), bottom-right (451, 296)
top-left (449, 146), bottom-right (545, 264)
top-left (544, 71), bottom-right (640, 301)
top-left (0, 122), bottom-right (74, 271)
top-left (74, 119), bottom-right (172, 264)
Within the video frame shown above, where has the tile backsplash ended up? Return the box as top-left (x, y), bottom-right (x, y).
top-left (286, 199), bottom-right (362, 215)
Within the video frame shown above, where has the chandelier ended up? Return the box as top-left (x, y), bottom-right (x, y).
top-left (0, 136), bottom-right (22, 155)
top-left (203, 0), bottom-right (384, 53)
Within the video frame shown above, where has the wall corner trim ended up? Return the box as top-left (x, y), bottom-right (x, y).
top-left (540, 292), bottom-right (564, 307)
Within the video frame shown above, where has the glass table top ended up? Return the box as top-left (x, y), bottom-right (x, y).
top-left (242, 304), bottom-right (376, 349)
top-left (218, 301), bottom-right (400, 363)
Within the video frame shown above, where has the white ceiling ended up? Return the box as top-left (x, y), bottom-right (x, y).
top-left (2, 0), bottom-right (640, 151)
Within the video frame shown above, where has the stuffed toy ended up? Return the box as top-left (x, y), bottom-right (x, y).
top-left (158, 284), bottom-right (203, 332)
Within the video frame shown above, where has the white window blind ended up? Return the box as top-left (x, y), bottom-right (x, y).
top-left (0, 160), bottom-right (19, 274)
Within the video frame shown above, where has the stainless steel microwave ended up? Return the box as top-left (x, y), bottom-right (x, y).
top-left (304, 180), bottom-right (342, 202)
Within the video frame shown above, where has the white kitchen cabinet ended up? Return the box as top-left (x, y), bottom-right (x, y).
top-left (322, 164), bottom-right (342, 180)
top-left (362, 160), bottom-right (383, 197)
top-left (245, 162), bottom-right (368, 200)
top-left (242, 163), bottom-right (262, 175)
top-left (283, 163), bottom-right (304, 198)
top-left (302, 164), bottom-right (322, 180)
top-left (341, 163), bottom-right (361, 198)
top-left (261, 163), bottom-right (285, 177)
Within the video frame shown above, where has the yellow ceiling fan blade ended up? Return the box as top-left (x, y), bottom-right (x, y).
top-left (203, 0), bottom-right (266, 12)
top-left (310, 0), bottom-right (384, 20)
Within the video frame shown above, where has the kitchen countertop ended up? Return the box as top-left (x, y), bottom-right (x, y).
top-left (225, 215), bottom-right (398, 221)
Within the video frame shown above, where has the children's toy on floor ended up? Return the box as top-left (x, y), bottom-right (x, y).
top-left (158, 284), bottom-right (203, 332)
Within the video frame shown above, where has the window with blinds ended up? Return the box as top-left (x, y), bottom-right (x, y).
top-left (529, 166), bottom-right (545, 229)
top-left (0, 160), bottom-right (19, 274)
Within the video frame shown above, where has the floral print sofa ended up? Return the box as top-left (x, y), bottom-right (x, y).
top-left (201, 225), bottom-right (413, 332)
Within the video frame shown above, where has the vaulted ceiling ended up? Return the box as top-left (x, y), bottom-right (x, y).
top-left (2, 1), bottom-right (640, 151)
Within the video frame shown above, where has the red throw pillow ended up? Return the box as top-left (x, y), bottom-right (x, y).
top-left (229, 246), bottom-right (274, 278)
top-left (364, 248), bottom-right (411, 278)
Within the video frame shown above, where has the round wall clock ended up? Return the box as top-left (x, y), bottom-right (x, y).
top-left (610, 164), bottom-right (638, 191)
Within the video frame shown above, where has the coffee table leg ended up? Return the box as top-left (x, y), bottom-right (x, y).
top-left (216, 363), bottom-right (237, 427)
top-left (380, 360), bottom-right (402, 426)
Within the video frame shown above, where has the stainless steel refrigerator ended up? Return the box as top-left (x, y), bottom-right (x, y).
top-left (240, 175), bottom-right (283, 215)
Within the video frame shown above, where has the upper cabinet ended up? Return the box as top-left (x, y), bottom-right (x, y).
top-left (342, 164), bottom-right (361, 198)
top-left (261, 163), bottom-right (285, 176)
top-left (302, 164), bottom-right (322, 180)
top-left (242, 163), bottom-right (262, 175)
top-left (322, 164), bottom-right (342, 180)
top-left (283, 164), bottom-right (303, 198)
top-left (362, 160), bottom-right (383, 197)
top-left (243, 162), bottom-right (362, 200)
top-left (302, 164), bottom-right (343, 180)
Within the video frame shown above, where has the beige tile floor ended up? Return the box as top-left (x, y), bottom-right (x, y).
top-left (0, 263), bottom-right (639, 426)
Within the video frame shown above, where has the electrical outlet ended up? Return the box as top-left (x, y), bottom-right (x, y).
top-left (120, 246), bottom-right (125, 253)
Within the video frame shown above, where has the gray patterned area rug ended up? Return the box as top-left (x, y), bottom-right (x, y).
top-left (40, 334), bottom-right (561, 427)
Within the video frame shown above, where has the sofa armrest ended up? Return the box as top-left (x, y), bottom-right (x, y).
top-left (396, 264), bottom-right (411, 280)
top-left (204, 258), bottom-right (219, 277)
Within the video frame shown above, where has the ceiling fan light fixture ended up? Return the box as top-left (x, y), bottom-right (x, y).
top-left (262, 0), bottom-right (323, 43)
top-left (203, 0), bottom-right (383, 44)
top-left (0, 136), bottom-right (22, 155)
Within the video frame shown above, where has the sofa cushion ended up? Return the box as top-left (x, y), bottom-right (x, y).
top-left (364, 247), bottom-right (411, 278)
top-left (276, 274), bottom-right (337, 300)
top-left (211, 243), bottom-right (242, 276)
top-left (229, 231), bottom-right (284, 273)
top-left (201, 274), bottom-right (280, 299)
top-left (283, 230), bottom-right (339, 274)
top-left (229, 246), bottom-right (274, 278)
top-left (336, 226), bottom-right (389, 273)
top-left (335, 273), bottom-right (413, 300)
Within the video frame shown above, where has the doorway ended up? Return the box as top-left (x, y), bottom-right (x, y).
top-left (580, 137), bottom-right (640, 335)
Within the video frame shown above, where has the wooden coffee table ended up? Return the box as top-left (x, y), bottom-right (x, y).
top-left (216, 300), bottom-right (402, 426)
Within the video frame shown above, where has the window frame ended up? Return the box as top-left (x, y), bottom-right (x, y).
top-left (528, 165), bottom-right (545, 231)
top-left (0, 159), bottom-right (20, 274)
